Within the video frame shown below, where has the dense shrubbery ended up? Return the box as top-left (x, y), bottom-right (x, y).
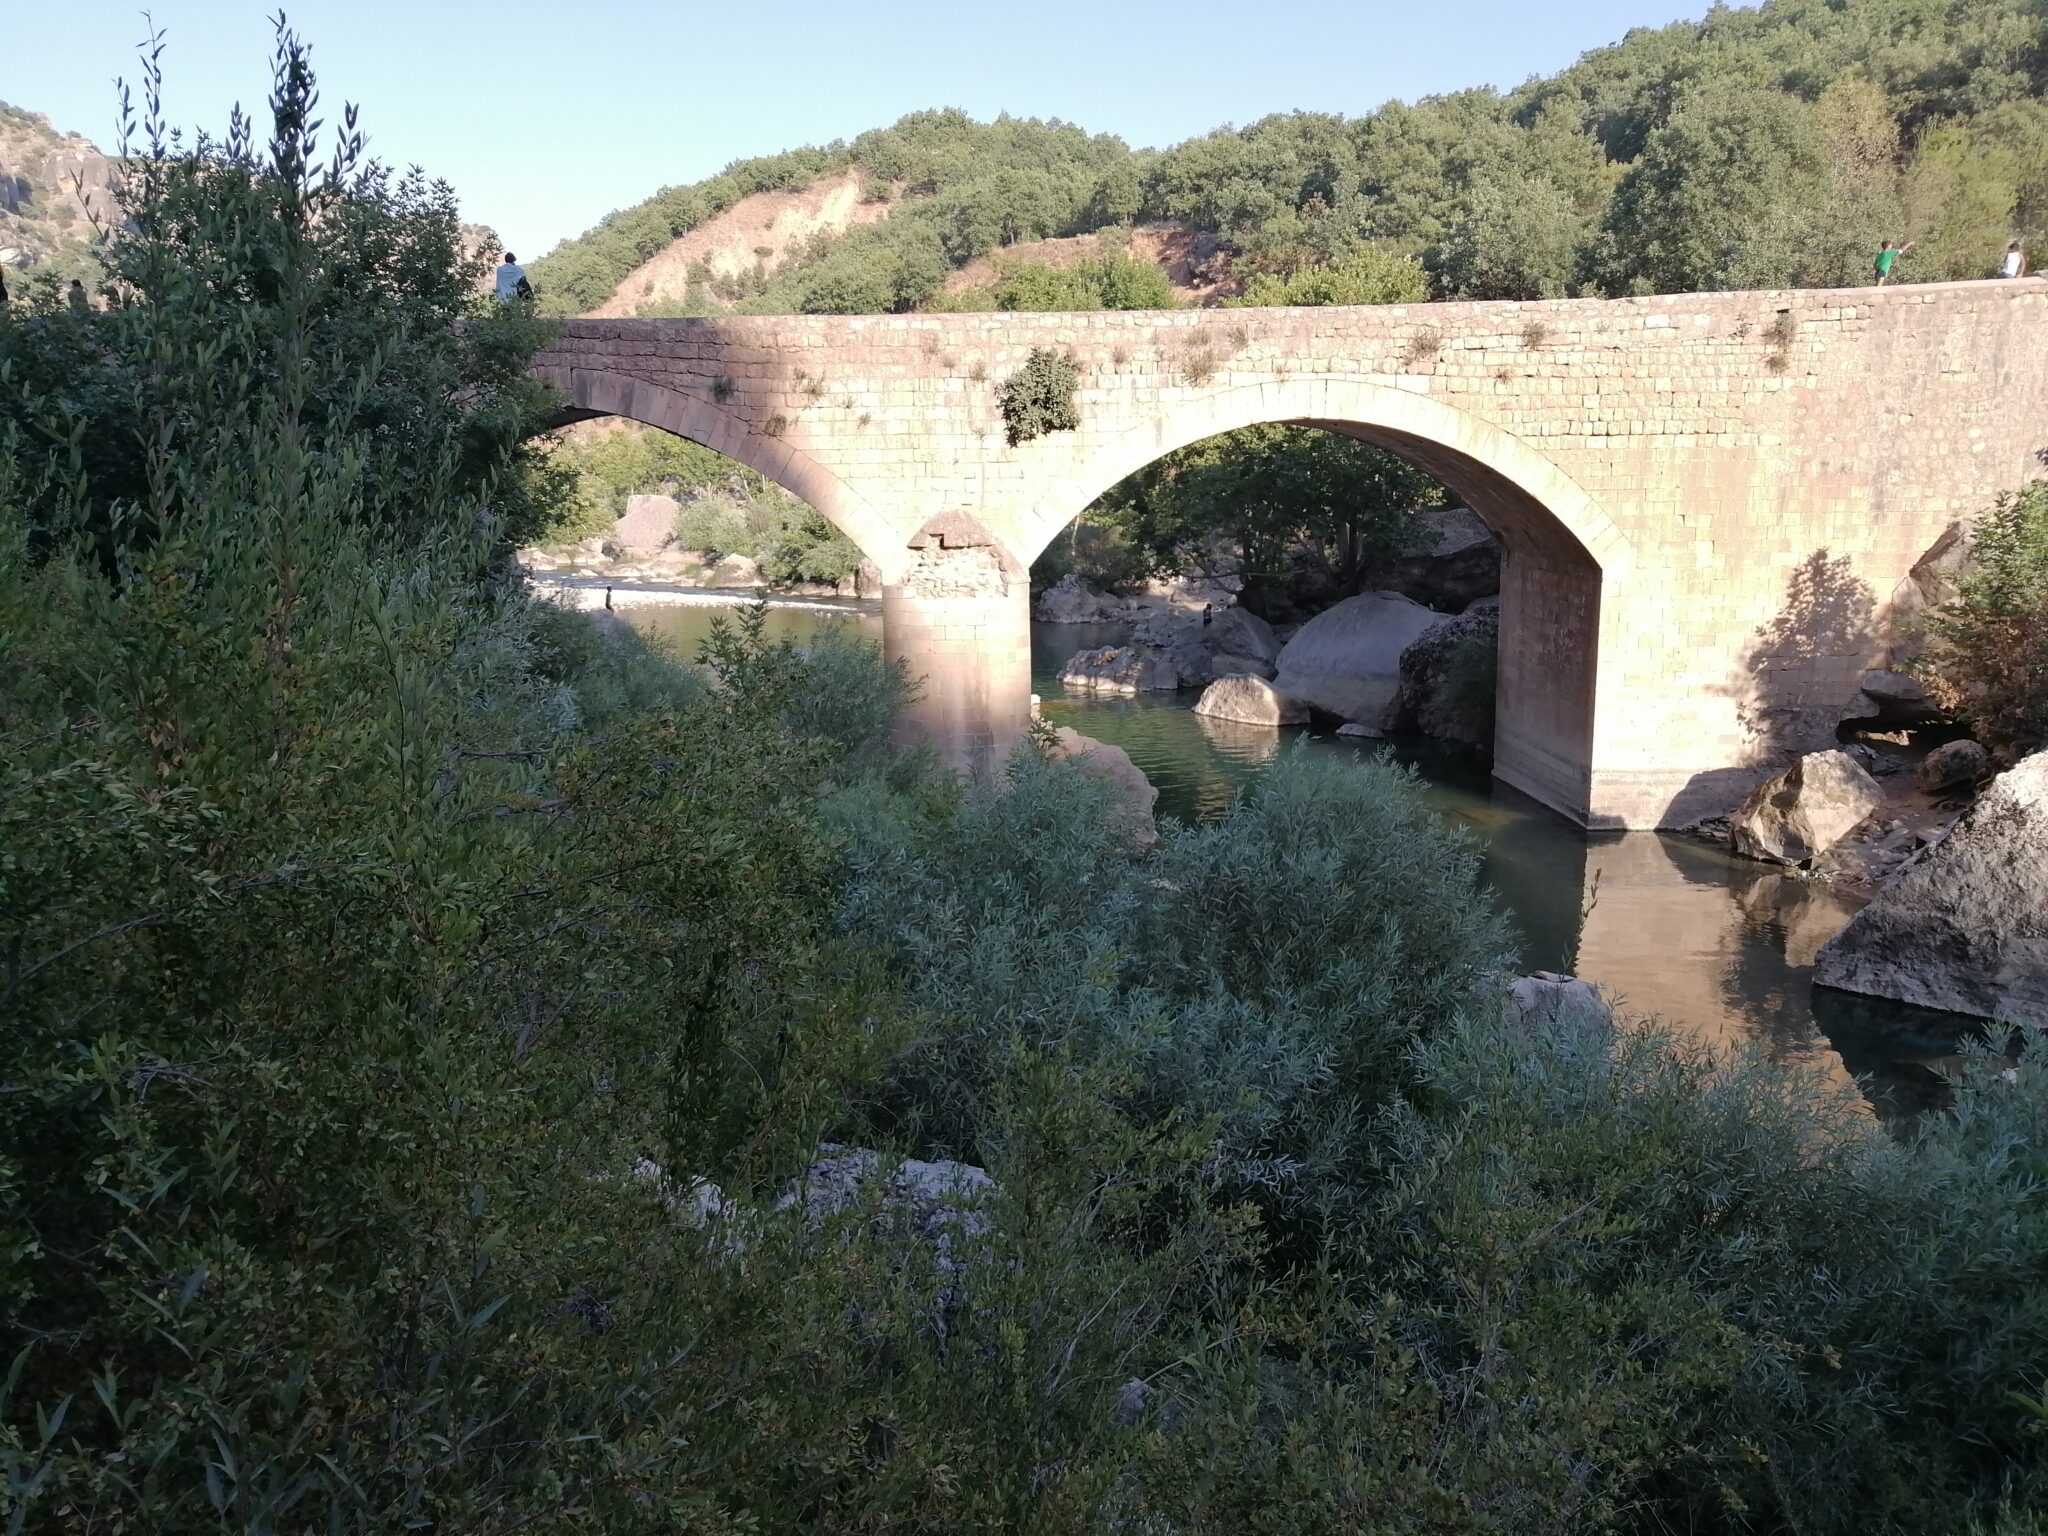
top-left (8, 26), bottom-right (2048, 1536)
top-left (934, 247), bottom-right (1178, 312)
top-left (1919, 480), bottom-right (2048, 752)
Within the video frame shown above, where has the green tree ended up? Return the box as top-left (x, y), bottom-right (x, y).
top-left (1919, 481), bottom-right (2048, 752)
top-left (1090, 424), bottom-right (1441, 615)
top-left (1233, 243), bottom-right (1428, 306)
top-left (1433, 174), bottom-right (1585, 300)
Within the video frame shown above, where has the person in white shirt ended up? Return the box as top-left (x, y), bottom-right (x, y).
top-left (494, 252), bottom-right (531, 304)
top-left (1999, 240), bottom-right (2027, 279)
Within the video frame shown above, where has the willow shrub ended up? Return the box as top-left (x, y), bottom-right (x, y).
top-left (828, 748), bottom-right (1515, 1243)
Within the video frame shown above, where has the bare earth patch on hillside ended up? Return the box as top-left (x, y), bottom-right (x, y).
top-left (943, 223), bottom-right (1238, 306)
top-left (591, 170), bottom-right (896, 317)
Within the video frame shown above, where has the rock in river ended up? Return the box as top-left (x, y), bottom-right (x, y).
top-left (1272, 591), bottom-right (1450, 730)
top-left (1060, 646), bottom-right (1178, 695)
top-left (1729, 749), bottom-right (1884, 866)
top-left (1192, 675), bottom-right (1308, 727)
top-left (1813, 751), bottom-right (2048, 1024)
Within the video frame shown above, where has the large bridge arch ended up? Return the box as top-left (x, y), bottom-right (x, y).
top-left (1020, 378), bottom-right (1632, 817)
top-left (536, 366), bottom-right (909, 580)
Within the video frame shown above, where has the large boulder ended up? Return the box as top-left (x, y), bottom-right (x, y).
top-left (1855, 668), bottom-right (1943, 727)
top-left (1397, 600), bottom-right (1498, 749)
top-left (1192, 674), bottom-right (1308, 727)
top-left (1060, 646), bottom-right (1178, 695)
top-left (1379, 506), bottom-right (1502, 611)
top-left (1503, 972), bottom-right (1613, 1031)
top-left (705, 553), bottom-right (761, 588)
top-left (1729, 749), bottom-right (1885, 866)
top-left (1034, 573), bottom-right (1125, 624)
top-left (1916, 738), bottom-right (1989, 793)
top-left (1207, 606), bottom-right (1282, 667)
top-left (613, 493), bottom-right (680, 555)
top-left (1813, 752), bottom-right (2048, 1024)
top-left (1051, 727), bottom-right (1159, 847)
top-left (1273, 591), bottom-right (1452, 729)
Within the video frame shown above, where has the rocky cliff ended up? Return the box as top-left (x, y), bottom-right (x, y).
top-left (0, 103), bottom-right (118, 283)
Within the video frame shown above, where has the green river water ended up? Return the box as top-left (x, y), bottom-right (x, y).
top-left (619, 593), bottom-right (1981, 1119)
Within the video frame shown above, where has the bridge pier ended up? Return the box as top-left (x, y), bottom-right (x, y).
top-left (883, 515), bottom-right (1034, 778)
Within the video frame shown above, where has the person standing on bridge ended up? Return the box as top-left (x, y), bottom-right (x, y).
top-left (1873, 240), bottom-right (1915, 286)
top-left (1999, 240), bottom-right (2028, 279)
top-left (494, 251), bottom-right (533, 305)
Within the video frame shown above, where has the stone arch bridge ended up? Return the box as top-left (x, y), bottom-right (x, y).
top-left (534, 280), bottom-right (2047, 829)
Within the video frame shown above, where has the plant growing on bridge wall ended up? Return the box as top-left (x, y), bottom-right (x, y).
top-left (997, 346), bottom-right (1079, 446)
top-left (1765, 309), bottom-right (1798, 373)
top-left (1401, 324), bottom-right (1444, 371)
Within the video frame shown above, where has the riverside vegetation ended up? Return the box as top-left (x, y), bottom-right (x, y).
top-left (6, 24), bottom-right (2048, 1536)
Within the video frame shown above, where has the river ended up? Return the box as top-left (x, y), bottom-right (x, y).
top-left (615, 592), bottom-right (1980, 1119)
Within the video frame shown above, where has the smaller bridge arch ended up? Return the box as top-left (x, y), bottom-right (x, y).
top-left (536, 366), bottom-right (910, 580)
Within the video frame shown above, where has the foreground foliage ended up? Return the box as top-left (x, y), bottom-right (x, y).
top-left (6, 28), bottom-right (2048, 1536)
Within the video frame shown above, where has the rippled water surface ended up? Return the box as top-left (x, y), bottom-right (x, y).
top-left (624, 598), bottom-right (1976, 1116)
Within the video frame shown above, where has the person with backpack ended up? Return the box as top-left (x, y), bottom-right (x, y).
top-left (494, 251), bottom-right (533, 304)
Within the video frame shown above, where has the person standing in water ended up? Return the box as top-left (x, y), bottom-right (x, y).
top-left (1999, 240), bottom-right (2027, 279)
top-left (1873, 240), bottom-right (1915, 286)
top-left (494, 251), bottom-right (532, 304)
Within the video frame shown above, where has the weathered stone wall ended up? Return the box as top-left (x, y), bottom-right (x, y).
top-left (534, 279), bottom-right (2048, 827)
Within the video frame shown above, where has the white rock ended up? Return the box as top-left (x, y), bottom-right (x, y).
top-left (1916, 738), bottom-right (1989, 793)
top-left (1192, 674), bottom-right (1308, 727)
top-left (1033, 573), bottom-right (1125, 623)
top-left (1060, 646), bottom-right (1178, 695)
top-left (613, 493), bottom-right (680, 555)
top-left (1052, 727), bottom-right (1160, 847)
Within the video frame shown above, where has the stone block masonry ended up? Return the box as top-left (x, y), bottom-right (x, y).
top-left (534, 279), bottom-right (2048, 828)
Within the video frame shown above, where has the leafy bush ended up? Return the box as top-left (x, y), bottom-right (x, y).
top-left (1919, 481), bottom-right (2048, 752)
top-left (673, 483), bottom-right (863, 584)
top-left (831, 749), bottom-right (1513, 1238)
top-left (0, 35), bottom-right (565, 556)
top-left (997, 346), bottom-right (1080, 445)
top-left (1232, 242), bottom-right (1429, 306)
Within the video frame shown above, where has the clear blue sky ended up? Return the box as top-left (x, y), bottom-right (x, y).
top-left (8, 0), bottom-right (1714, 260)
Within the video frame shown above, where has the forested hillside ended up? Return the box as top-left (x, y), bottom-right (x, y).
top-left (534, 0), bottom-right (2048, 316)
